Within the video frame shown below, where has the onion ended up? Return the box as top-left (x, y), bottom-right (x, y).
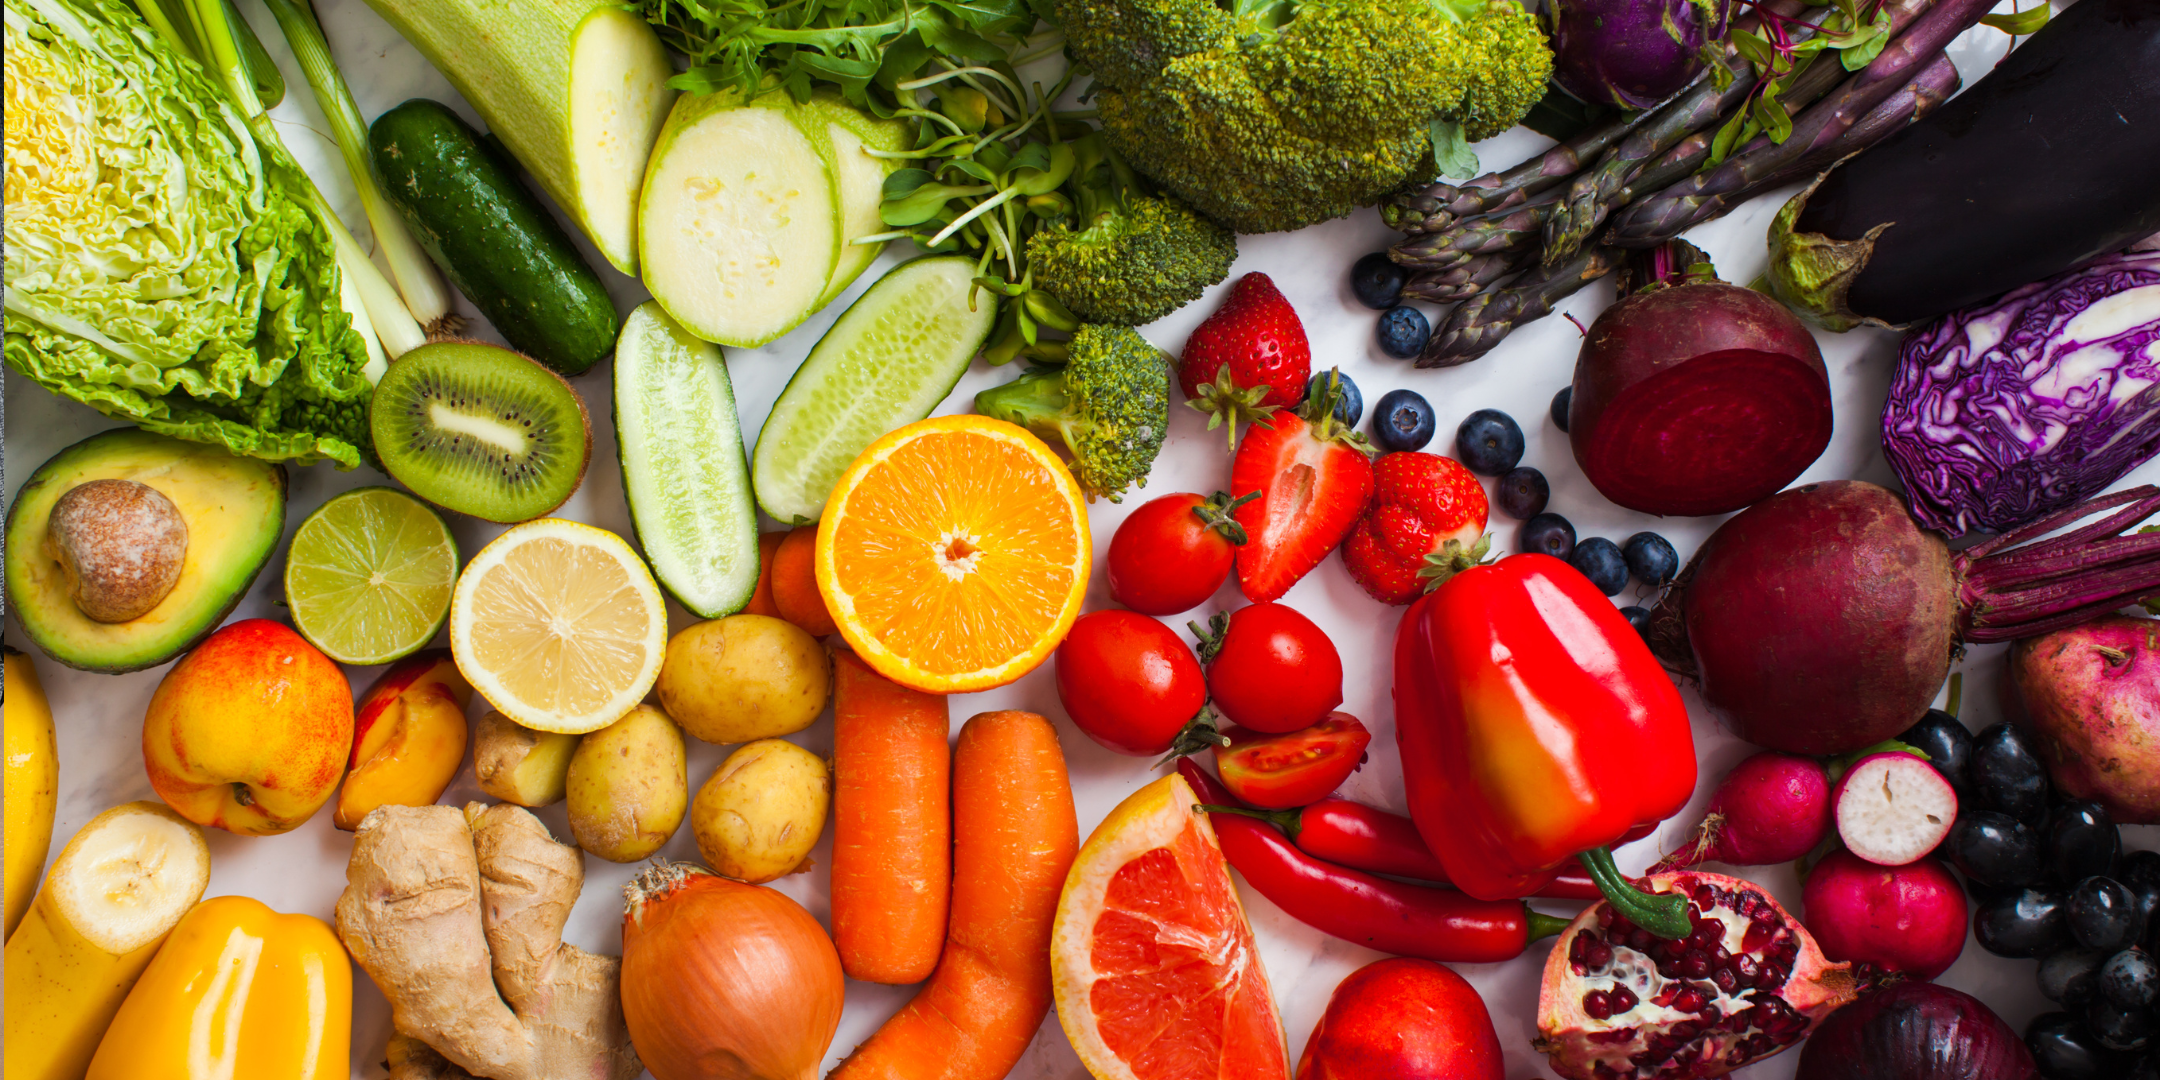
top-left (1795, 982), bottom-right (2038, 1079)
top-left (621, 862), bottom-right (844, 1080)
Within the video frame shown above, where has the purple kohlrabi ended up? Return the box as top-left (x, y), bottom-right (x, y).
top-left (1882, 250), bottom-right (2160, 537)
top-left (1547, 0), bottom-right (1731, 110)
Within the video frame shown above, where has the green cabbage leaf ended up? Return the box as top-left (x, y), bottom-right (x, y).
top-left (3, 0), bottom-right (371, 467)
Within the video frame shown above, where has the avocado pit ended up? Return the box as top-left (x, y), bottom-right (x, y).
top-left (44, 478), bottom-right (189, 623)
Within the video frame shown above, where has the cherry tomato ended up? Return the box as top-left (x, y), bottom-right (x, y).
top-left (1107, 491), bottom-right (1256, 616)
top-left (1196, 602), bottom-right (1343, 733)
top-left (1054, 610), bottom-right (1209, 756)
top-left (1216, 712), bottom-right (1371, 809)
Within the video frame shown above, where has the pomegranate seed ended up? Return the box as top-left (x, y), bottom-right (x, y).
top-left (1608, 985), bottom-right (1638, 1012)
top-left (1687, 921), bottom-right (1721, 949)
top-left (1585, 940), bottom-right (1615, 969)
top-left (1627, 928), bottom-right (1654, 952)
top-left (1671, 987), bottom-right (1707, 1013)
top-left (1597, 907), bottom-right (1617, 929)
top-left (1583, 990), bottom-right (1612, 1020)
top-left (1679, 950), bottom-right (1712, 978)
top-left (1712, 967), bottom-right (1739, 994)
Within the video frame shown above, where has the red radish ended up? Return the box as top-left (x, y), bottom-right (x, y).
top-left (1569, 242), bottom-right (1830, 517)
top-left (1656, 751), bottom-right (1833, 872)
top-left (1536, 869), bottom-right (1864, 1080)
top-left (1801, 850), bottom-right (1968, 981)
top-left (1832, 751), bottom-right (1958, 866)
top-left (1645, 480), bottom-right (2160, 755)
top-left (2006, 613), bottom-right (2160, 823)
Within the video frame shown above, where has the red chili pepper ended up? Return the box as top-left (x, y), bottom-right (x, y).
top-left (1177, 760), bottom-right (1569, 962)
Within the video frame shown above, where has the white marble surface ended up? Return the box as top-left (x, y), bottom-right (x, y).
top-left (5, 3), bottom-right (2153, 1077)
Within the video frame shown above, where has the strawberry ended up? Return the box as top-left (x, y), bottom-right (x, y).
top-left (1340, 452), bottom-right (1493, 605)
top-left (1230, 378), bottom-right (1374, 603)
top-left (1179, 273), bottom-right (1312, 446)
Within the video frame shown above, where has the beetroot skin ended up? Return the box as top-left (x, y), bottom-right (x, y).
top-left (1569, 282), bottom-right (1830, 517)
top-left (1658, 751), bottom-right (1833, 870)
top-left (2007, 614), bottom-right (2160, 823)
top-left (1801, 850), bottom-right (1968, 981)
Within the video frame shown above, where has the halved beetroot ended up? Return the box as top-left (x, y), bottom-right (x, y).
top-left (1569, 247), bottom-right (1831, 517)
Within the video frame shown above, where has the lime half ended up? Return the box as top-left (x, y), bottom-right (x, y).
top-left (285, 487), bottom-right (459, 665)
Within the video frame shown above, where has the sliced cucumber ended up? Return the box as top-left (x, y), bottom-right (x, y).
top-left (751, 256), bottom-right (998, 524)
top-left (639, 89), bottom-right (838, 347)
top-left (614, 302), bottom-right (759, 617)
top-left (794, 92), bottom-right (912, 307)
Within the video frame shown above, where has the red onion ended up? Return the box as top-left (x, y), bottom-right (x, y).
top-left (1794, 982), bottom-right (2037, 1079)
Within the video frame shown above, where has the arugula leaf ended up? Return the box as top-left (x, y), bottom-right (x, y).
top-left (1979, 5), bottom-right (2050, 34)
top-left (1429, 120), bottom-right (1480, 179)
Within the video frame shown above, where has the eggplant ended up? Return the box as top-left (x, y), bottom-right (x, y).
top-left (1766, 0), bottom-right (2160, 330)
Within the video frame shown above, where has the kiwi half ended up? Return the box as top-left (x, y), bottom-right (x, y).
top-left (371, 341), bottom-right (592, 523)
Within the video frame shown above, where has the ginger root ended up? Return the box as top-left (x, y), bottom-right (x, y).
top-left (336, 802), bottom-right (640, 1080)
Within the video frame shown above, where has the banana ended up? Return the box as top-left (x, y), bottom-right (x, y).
top-left (4, 647), bottom-right (58, 940)
top-left (3, 800), bottom-right (211, 1080)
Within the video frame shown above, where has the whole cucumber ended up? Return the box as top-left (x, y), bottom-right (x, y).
top-left (370, 99), bottom-right (619, 375)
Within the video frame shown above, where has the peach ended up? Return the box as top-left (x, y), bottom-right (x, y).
top-left (143, 619), bottom-right (353, 836)
top-left (334, 651), bottom-right (473, 830)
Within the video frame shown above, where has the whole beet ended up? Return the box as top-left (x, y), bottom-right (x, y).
top-left (1548, 0), bottom-right (1732, 110)
top-left (1649, 481), bottom-right (2160, 755)
top-left (2007, 614), bottom-right (2160, 823)
top-left (1795, 981), bottom-right (2037, 1079)
top-left (1570, 255), bottom-right (1830, 517)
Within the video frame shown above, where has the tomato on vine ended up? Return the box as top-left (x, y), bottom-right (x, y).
top-left (1107, 491), bottom-right (1257, 616)
top-left (1192, 602), bottom-right (1344, 734)
top-left (1053, 609), bottom-right (1219, 757)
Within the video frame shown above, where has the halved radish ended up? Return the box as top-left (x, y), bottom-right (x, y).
top-left (1833, 752), bottom-right (1959, 867)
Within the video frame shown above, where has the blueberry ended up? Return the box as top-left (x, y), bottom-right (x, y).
top-left (2041, 947), bottom-right (2112, 1007)
top-left (2100, 949), bottom-right (2159, 1011)
top-left (1551, 386), bottom-right (1573, 433)
top-left (1376, 305), bottom-right (1430, 359)
top-left (1495, 467), bottom-right (1549, 520)
top-left (1372, 389), bottom-right (1436, 452)
top-left (2071, 877), bottom-right (2142, 952)
top-left (1972, 722), bottom-right (2052, 824)
top-left (1948, 811), bottom-right (2044, 889)
top-left (2049, 802), bottom-right (2122, 884)
top-left (1308, 369), bottom-right (1363, 427)
top-left (1975, 886), bottom-right (2072, 958)
top-left (1350, 252), bottom-right (1406, 310)
top-left (1569, 537), bottom-right (1629, 595)
top-left (1619, 605), bottom-right (1652, 634)
top-left (1455, 409), bottom-right (1525, 475)
top-left (2028, 1012), bottom-right (2126, 1080)
top-left (1520, 513), bottom-right (1576, 561)
top-left (1898, 709), bottom-right (1974, 798)
top-left (1621, 532), bottom-right (1678, 586)
top-left (2089, 997), bottom-right (2156, 1053)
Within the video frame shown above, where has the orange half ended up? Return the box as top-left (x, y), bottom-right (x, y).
top-left (814, 414), bottom-right (1090, 693)
top-left (1052, 775), bottom-right (1291, 1080)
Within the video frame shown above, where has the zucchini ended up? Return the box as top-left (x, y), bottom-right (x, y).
top-left (1767, 0), bottom-right (2160, 329)
top-left (751, 256), bottom-right (998, 524)
top-left (795, 91), bottom-right (913, 307)
top-left (614, 302), bottom-right (759, 618)
top-left (370, 99), bottom-right (620, 376)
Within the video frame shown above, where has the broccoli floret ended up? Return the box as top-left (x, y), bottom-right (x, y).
top-left (1025, 136), bottom-right (1237, 325)
top-left (973, 324), bottom-right (1170, 500)
top-left (1055, 0), bottom-right (1552, 233)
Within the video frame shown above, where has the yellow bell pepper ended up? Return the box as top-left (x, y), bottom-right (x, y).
top-left (85, 895), bottom-right (350, 1080)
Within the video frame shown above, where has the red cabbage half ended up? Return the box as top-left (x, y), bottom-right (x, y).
top-left (1882, 251), bottom-right (2160, 536)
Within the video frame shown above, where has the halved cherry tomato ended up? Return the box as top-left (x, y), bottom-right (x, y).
top-left (1215, 711), bottom-right (1371, 809)
top-left (1107, 491), bottom-right (1255, 616)
top-left (1054, 610), bottom-right (1214, 756)
top-left (1194, 601), bottom-right (1344, 733)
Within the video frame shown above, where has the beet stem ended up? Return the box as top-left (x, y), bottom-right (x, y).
top-left (1964, 486), bottom-right (2160, 559)
top-left (1956, 488), bottom-right (2160, 641)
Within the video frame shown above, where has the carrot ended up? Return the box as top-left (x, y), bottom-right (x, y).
top-left (772, 525), bottom-right (838, 636)
top-left (831, 710), bottom-right (1078, 1080)
top-left (831, 651), bottom-right (952, 984)
top-left (743, 531), bottom-right (786, 618)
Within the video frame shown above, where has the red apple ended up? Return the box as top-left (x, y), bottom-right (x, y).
top-left (142, 619), bottom-right (352, 836)
top-left (334, 650), bottom-right (473, 830)
top-left (1296, 958), bottom-right (1505, 1080)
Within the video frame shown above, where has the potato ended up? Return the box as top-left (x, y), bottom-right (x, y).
top-left (473, 710), bottom-right (581, 808)
top-left (656, 614), bottom-right (830, 745)
top-left (565, 704), bottom-right (686, 862)
top-left (691, 739), bottom-right (829, 883)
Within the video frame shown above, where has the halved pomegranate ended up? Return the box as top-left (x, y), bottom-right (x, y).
top-left (1535, 870), bottom-right (1865, 1080)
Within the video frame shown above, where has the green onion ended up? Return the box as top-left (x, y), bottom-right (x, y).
top-left (260, 0), bottom-right (453, 334)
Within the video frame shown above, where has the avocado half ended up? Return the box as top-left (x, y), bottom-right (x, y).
top-left (5, 429), bottom-right (287, 673)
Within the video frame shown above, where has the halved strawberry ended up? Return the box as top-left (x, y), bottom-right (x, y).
top-left (1340, 452), bottom-right (1492, 605)
top-left (1230, 379), bottom-right (1374, 602)
top-left (1180, 273), bottom-right (1312, 447)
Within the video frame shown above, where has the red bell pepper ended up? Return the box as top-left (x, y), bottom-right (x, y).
top-left (1199, 795), bottom-right (1605, 900)
top-left (1393, 553), bottom-right (1698, 938)
top-left (1176, 760), bottom-right (1569, 962)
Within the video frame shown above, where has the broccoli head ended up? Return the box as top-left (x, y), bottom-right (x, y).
top-left (972, 323), bottom-right (1171, 500)
top-left (1054, 0), bottom-right (1552, 233)
top-left (1025, 136), bottom-right (1237, 325)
